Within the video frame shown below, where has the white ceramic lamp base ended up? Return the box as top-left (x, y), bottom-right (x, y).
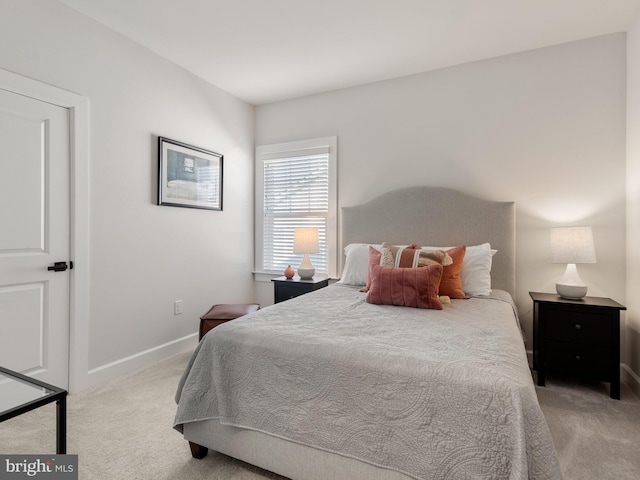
top-left (297, 253), bottom-right (315, 280)
top-left (555, 263), bottom-right (588, 300)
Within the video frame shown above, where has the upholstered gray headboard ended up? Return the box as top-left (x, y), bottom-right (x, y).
top-left (341, 186), bottom-right (515, 297)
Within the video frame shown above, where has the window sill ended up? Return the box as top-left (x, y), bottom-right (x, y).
top-left (253, 271), bottom-right (282, 283)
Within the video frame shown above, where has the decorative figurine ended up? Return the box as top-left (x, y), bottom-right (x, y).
top-left (284, 265), bottom-right (295, 279)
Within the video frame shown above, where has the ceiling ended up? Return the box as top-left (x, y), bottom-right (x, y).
top-left (58, 0), bottom-right (640, 105)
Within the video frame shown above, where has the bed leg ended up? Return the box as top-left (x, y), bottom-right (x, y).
top-left (188, 441), bottom-right (208, 459)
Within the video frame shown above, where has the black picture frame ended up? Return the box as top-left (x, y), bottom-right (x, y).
top-left (157, 136), bottom-right (223, 210)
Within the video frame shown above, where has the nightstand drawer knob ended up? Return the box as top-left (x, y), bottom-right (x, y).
top-left (574, 324), bottom-right (582, 330)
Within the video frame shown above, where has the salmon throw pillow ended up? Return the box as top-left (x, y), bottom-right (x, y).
top-left (360, 246), bottom-right (382, 293)
top-left (365, 263), bottom-right (444, 310)
top-left (439, 245), bottom-right (468, 299)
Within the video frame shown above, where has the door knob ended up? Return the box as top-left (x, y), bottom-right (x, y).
top-left (47, 261), bottom-right (73, 272)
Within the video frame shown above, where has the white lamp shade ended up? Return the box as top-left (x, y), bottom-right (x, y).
top-left (293, 227), bottom-right (319, 254)
top-left (549, 227), bottom-right (596, 264)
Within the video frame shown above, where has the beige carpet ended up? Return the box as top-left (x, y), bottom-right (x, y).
top-left (534, 372), bottom-right (640, 480)
top-left (1, 351), bottom-right (639, 479)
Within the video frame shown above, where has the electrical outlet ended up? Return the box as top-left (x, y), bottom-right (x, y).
top-left (174, 300), bottom-right (183, 315)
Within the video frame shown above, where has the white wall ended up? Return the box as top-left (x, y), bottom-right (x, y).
top-left (0, 0), bottom-right (255, 388)
top-left (627, 16), bottom-right (640, 395)
top-left (256, 34), bottom-right (628, 369)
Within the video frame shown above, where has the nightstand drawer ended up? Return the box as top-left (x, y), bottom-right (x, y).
top-left (276, 284), bottom-right (307, 302)
top-left (545, 309), bottom-right (610, 345)
top-left (546, 340), bottom-right (610, 378)
top-left (272, 276), bottom-right (329, 303)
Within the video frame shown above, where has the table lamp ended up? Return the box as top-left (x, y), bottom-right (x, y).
top-left (550, 226), bottom-right (596, 299)
top-left (293, 227), bottom-right (319, 279)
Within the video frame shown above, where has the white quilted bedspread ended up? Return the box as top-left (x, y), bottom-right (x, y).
top-left (174, 285), bottom-right (561, 480)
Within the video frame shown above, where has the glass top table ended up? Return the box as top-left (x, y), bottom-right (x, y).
top-left (0, 366), bottom-right (67, 454)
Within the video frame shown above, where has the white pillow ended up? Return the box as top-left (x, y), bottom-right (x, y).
top-left (459, 243), bottom-right (495, 296)
top-left (337, 243), bottom-right (381, 285)
top-left (423, 243), bottom-right (496, 296)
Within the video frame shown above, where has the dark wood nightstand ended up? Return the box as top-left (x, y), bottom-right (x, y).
top-left (530, 292), bottom-right (626, 399)
top-left (272, 276), bottom-right (329, 304)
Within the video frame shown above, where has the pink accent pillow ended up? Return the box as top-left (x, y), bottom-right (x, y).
top-left (365, 264), bottom-right (444, 310)
top-left (360, 246), bottom-right (382, 293)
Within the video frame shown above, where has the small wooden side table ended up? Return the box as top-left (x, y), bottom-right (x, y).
top-left (530, 292), bottom-right (626, 399)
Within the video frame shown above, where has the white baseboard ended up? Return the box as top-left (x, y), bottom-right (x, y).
top-left (85, 333), bottom-right (198, 390)
top-left (622, 364), bottom-right (640, 398)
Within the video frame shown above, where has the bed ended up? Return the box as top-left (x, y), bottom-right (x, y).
top-left (174, 186), bottom-right (562, 480)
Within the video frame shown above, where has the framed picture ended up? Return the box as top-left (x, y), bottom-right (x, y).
top-left (158, 137), bottom-right (223, 211)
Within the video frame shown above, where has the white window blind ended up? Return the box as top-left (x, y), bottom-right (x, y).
top-left (256, 137), bottom-right (337, 277)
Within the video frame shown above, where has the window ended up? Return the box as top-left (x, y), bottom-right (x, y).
top-left (255, 137), bottom-right (337, 278)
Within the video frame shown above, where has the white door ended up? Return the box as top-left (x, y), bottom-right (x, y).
top-left (0, 88), bottom-right (70, 389)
